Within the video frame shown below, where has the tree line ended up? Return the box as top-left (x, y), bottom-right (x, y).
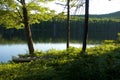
top-left (0, 0), bottom-right (118, 54)
top-left (0, 0), bottom-right (55, 54)
top-left (0, 17), bottom-right (120, 41)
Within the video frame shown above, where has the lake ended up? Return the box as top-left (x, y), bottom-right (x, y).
top-left (0, 43), bottom-right (96, 62)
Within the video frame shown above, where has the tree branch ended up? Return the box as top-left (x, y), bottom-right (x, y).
top-left (16, 7), bottom-right (23, 19)
top-left (17, 0), bottom-right (22, 4)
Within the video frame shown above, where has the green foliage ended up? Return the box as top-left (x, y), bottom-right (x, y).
top-left (103, 32), bottom-right (120, 44)
top-left (117, 33), bottom-right (120, 42)
top-left (0, 11), bottom-right (120, 42)
top-left (1, 44), bottom-right (120, 80)
top-left (0, 0), bottom-right (55, 29)
top-left (53, 12), bottom-right (67, 22)
top-left (103, 40), bottom-right (115, 44)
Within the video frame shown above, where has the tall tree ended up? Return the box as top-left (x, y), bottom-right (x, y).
top-left (56, 0), bottom-right (84, 49)
top-left (82, 0), bottom-right (89, 53)
top-left (20, 0), bottom-right (34, 54)
top-left (0, 0), bottom-right (55, 54)
top-left (67, 0), bottom-right (70, 48)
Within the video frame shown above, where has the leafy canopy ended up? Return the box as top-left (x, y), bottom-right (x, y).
top-left (0, 0), bottom-right (55, 29)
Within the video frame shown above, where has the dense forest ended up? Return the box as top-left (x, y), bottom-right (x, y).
top-left (0, 11), bottom-right (120, 42)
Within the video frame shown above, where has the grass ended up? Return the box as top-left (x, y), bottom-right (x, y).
top-left (0, 43), bottom-right (120, 80)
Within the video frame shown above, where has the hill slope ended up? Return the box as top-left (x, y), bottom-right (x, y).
top-left (89, 11), bottom-right (120, 18)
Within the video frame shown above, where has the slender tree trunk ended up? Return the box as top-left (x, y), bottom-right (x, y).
top-left (67, 0), bottom-right (70, 48)
top-left (82, 0), bottom-right (89, 53)
top-left (22, 0), bottom-right (34, 54)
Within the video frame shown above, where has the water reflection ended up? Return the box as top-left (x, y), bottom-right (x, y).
top-left (0, 43), bottom-right (96, 62)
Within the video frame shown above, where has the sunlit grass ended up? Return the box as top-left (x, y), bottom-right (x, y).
top-left (1, 43), bottom-right (120, 80)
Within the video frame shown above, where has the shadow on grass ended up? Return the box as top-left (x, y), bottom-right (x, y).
top-left (1, 45), bottom-right (120, 80)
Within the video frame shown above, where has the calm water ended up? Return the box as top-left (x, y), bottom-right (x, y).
top-left (0, 43), bottom-right (96, 62)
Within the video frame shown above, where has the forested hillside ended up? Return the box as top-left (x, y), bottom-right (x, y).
top-left (0, 11), bottom-right (120, 42)
top-left (90, 11), bottom-right (120, 18)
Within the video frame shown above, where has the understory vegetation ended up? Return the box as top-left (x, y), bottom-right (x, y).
top-left (1, 43), bottom-right (120, 80)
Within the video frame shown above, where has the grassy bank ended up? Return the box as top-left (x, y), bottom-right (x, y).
top-left (0, 44), bottom-right (120, 80)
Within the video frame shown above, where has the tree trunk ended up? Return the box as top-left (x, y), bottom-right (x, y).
top-left (22, 0), bottom-right (34, 54)
top-left (67, 0), bottom-right (70, 48)
top-left (82, 0), bottom-right (89, 53)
